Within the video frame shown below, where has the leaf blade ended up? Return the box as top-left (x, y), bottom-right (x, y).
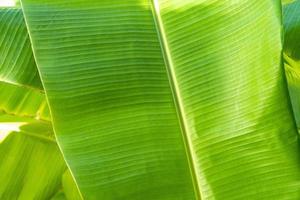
top-left (20, 0), bottom-right (300, 199)
top-left (21, 0), bottom-right (197, 199)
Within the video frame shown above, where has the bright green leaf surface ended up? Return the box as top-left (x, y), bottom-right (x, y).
top-left (51, 169), bottom-right (82, 200)
top-left (0, 8), bottom-right (50, 120)
top-left (0, 113), bottom-right (66, 199)
top-left (20, 0), bottom-right (300, 199)
top-left (0, 8), bottom-right (82, 199)
top-left (21, 0), bottom-right (196, 199)
top-left (156, 0), bottom-right (300, 199)
top-left (282, 0), bottom-right (297, 5)
top-left (0, 81), bottom-right (50, 120)
top-left (0, 8), bottom-right (42, 89)
top-left (62, 170), bottom-right (82, 200)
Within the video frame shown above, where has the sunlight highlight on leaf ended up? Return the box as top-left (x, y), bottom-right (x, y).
top-left (0, 0), bottom-right (15, 7)
top-left (0, 122), bottom-right (27, 142)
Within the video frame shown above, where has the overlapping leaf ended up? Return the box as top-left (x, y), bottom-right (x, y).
top-left (0, 8), bottom-right (80, 199)
top-left (283, 0), bottom-right (300, 131)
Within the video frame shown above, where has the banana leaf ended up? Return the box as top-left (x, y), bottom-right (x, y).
top-left (283, 0), bottom-right (300, 130)
top-left (0, 112), bottom-right (66, 199)
top-left (0, 8), bottom-right (80, 199)
top-left (19, 0), bottom-right (300, 199)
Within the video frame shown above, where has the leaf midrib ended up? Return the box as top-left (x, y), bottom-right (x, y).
top-left (150, 1), bottom-right (202, 199)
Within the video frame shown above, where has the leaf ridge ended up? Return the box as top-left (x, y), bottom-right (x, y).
top-left (150, 0), bottom-right (202, 199)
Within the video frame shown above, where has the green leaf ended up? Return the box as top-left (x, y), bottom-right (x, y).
top-left (0, 81), bottom-right (50, 120)
top-left (22, 1), bottom-right (196, 199)
top-left (0, 8), bottom-right (50, 120)
top-left (20, 0), bottom-right (300, 199)
top-left (0, 8), bottom-right (80, 199)
top-left (51, 169), bottom-right (82, 200)
top-left (0, 8), bottom-right (42, 89)
top-left (51, 191), bottom-right (67, 200)
top-left (0, 113), bottom-right (66, 199)
top-left (282, 0), bottom-right (297, 5)
top-left (283, 0), bottom-right (300, 129)
top-left (62, 170), bottom-right (82, 200)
